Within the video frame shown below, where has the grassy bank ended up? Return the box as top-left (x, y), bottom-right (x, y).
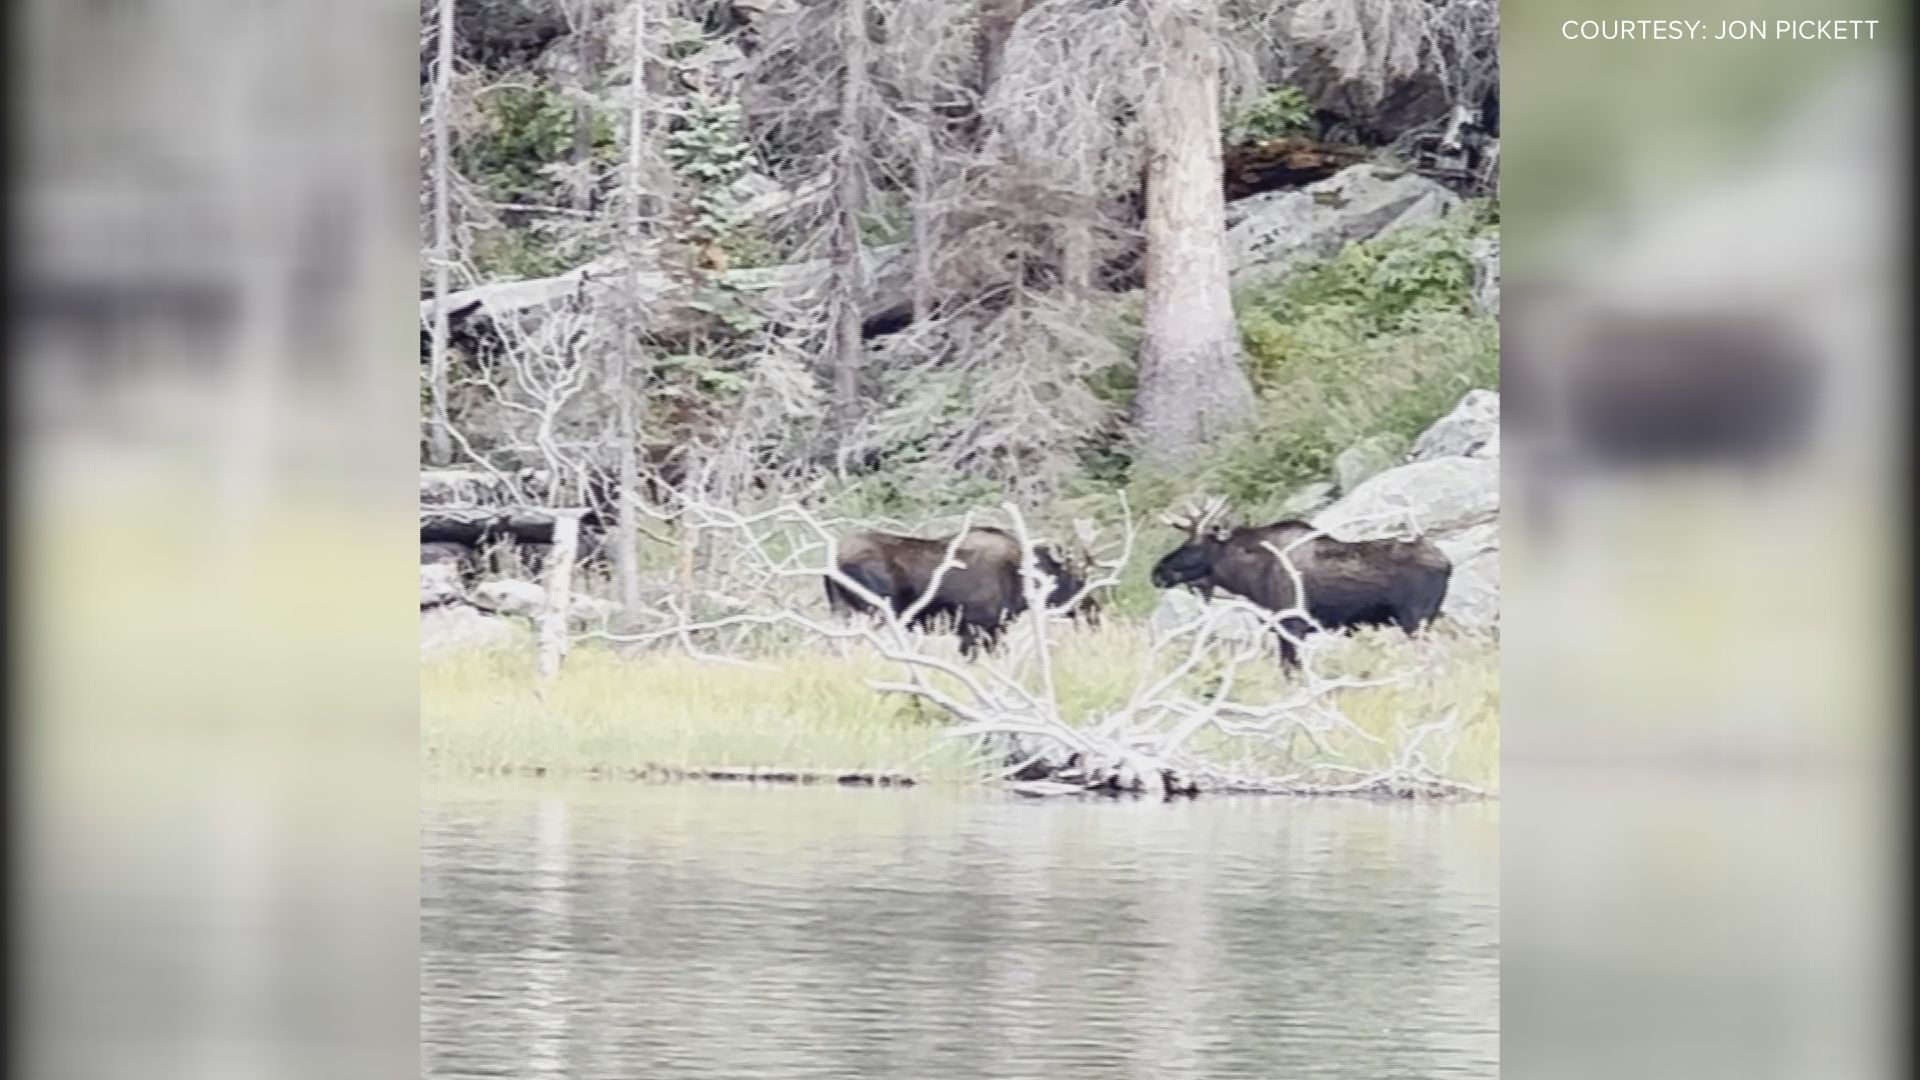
top-left (422, 619), bottom-right (1499, 793)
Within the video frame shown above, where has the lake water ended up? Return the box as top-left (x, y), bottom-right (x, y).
top-left (422, 782), bottom-right (1498, 1079)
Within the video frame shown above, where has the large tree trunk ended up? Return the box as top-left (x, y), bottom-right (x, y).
top-left (828, 0), bottom-right (871, 441)
top-left (975, 0), bottom-right (1030, 96)
top-left (615, 0), bottom-right (648, 618)
top-left (569, 0), bottom-right (602, 213)
top-left (424, 0), bottom-right (458, 467)
top-left (1132, 0), bottom-right (1254, 472)
top-left (537, 512), bottom-right (583, 680)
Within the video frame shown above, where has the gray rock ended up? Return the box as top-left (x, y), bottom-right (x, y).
top-left (421, 604), bottom-right (523, 659)
top-left (1150, 588), bottom-right (1272, 645)
top-left (1441, 549), bottom-right (1501, 629)
top-left (1433, 520), bottom-right (1501, 627)
top-left (1470, 234), bottom-right (1500, 316)
top-left (420, 563), bottom-right (464, 608)
top-left (1333, 434), bottom-right (1406, 493)
top-left (1312, 437), bottom-right (1502, 631)
top-left (470, 579), bottom-right (621, 626)
top-left (1314, 456), bottom-right (1499, 542)
top-left (1279, 481), bottom-right (1337, 518)
top-left (1408, 389), bottom-right (1500, 463)
top-left (1226, 165), bottom-right (1461, 289)
top-left (1434, 521), bottom-right (1500, 566)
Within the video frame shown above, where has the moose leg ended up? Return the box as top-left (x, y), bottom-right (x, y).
top-left (1395, 606), bottom-right (1435, 637)
top-left (956, 618), bottom-right (1007, 661)
top-left (1274, 616), bottom-right (1314, 669)
top-left (956, 623), bottom-right (985, 660)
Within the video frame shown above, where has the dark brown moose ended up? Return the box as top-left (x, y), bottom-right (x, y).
top-left (1148, 498), bottom-right (1451, 666)
top-left (825, 526), bottom-right (1092, 658)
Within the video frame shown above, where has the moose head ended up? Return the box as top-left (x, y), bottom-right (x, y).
top-left (1149, 496), bottom-right (1236, 593)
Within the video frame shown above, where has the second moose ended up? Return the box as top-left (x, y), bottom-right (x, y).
top-left (1149, 497), bottom-right (1452, 666)
top-left (826, 526), bottom-right (1094, 658)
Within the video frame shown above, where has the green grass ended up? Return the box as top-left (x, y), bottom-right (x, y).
top-left (422, 645), bottom-right (980, 783)
top-left (422, 618), bottom-right (1498, 793)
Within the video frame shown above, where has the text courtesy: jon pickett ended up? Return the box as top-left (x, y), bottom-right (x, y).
top-left (1561, 19), bottom-right (1879, 41)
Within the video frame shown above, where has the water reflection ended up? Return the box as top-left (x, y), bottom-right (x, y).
top-left (422, 783), bottom-right (1497, 1079)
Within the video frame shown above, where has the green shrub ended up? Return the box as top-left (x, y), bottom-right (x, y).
top-left (1239, 216), bottom-right (1482, 349)
top-left (1116, 214), bottom-right (1497, 520)
top-left (1214, 310), bottom-right (1497, 515)
top-left (462, 84), bottom-right (618, 205)
top-left (459, 84), bottom-right (621, 278)
top-left (1226, 85), bottom-right (1313, 143)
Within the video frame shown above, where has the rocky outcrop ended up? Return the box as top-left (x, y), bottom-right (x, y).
top-left (1332, 433), bottom-right (1407, 493)
top-left (421, 563), bottom-right (465, 608)
top-left (1279, 481), bottom-right (1337, 518)
top-left (1148, 391), bottom-right (1502, 637)
top-left (1315, 455), bottom-right (1498, 543)
top-left (1407, 389), bottom-right (1500, 463)
top-left (1313, 392), bottom-right (1502, 630)
top-left (469, 579), bottom-right (620, 626)
top-left (1469, 234), bottom-right (1500, 316)
top-left (1226, 165), bottom-right (1460, 289)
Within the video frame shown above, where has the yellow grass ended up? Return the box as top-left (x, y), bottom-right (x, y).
top-left (422, 620), bottom-right (1499, 792)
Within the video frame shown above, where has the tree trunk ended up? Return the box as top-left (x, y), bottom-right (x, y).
top-left (975, 0), bottom-right (1028, 97)
top-left (616, 0), bottom-right (648, 618)
top-left (425, 0), bottom-right (458, 467)
top-left (538, 512), bottom-right (583, 680)
top-left (909, 115), bottom-right (937, 324)
top-left (1133, 0), bottom-right (1254, 473)
top-left (614, 386), bottom-right (643, 615)
top-left (570, 1), bottom-right (602, 213)
top-left (828, 0), bottom-right (871, 439)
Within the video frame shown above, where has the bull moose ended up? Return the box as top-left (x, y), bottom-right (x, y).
top-left (825, 526), bottom-right (1093, 657)
top-left (1149, 498), bottom-right (1452, 665)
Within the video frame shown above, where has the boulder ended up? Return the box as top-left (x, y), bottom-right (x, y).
top-left (1434, 520), bottom-right (1500, 630)
top-left (1333, 433), bottom-right (1406, 493)
top-left (1407, 389), bottom-right (1500, 463)
top-left (1226, 164), bottom-right (1460, 289)
top-left (1314, 455), bottom-right (1498, 542)
top-left (420, 563), bottom-right (464, 608)
top-left (1470, 234), bottom-right (1500, 316)
top-left (469, 579), bottom-right (621, 626)
top-left (1279, 481), bottom-right (1337, 518)
top-left (1313, 391), bottom-right (1503, 629)
top-left (1149, 588), bottom-right (1271, 646)
top-left (421, 604), bottom-right (523, 659)
top-left (1433, 520), bottom-right (1499, 566)
top-left (1441, 549), bottom-right (1501, 630)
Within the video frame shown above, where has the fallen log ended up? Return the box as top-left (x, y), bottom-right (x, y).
top-left (418, 243), bottom-right (915, 342)
top-left (1222, 137), bottom-right (1371, 200)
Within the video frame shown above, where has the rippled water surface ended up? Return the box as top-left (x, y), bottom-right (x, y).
top-left (422, 782), bottom-right (1497, 1079)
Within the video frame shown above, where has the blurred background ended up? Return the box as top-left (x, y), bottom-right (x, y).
top-left (11, 1), bottom-right (420, 1078)
top-left (4, 0), bottom-right (1908, 1078)
top-left (1504, 0), bottom-right (1906, 1077)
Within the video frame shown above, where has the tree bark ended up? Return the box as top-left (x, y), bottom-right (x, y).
top-left (425, 0), bottom-right (458, 467)
top-left (615, 0), bottom-right (648, 618)
top-left (1132, 0), bottom-right (1254, 473)
top-left (538, 511), bottom-right (583, 680)
top-left (570, 0), bottom-right (602, 213)
top-left (828, 0), bottom-right (871, 440)
top-left (975, 0), bottom-right (1029, 96)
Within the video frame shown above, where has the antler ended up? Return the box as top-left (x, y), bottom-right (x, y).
top-left (1159, 496), bottom-right (1230, 536)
